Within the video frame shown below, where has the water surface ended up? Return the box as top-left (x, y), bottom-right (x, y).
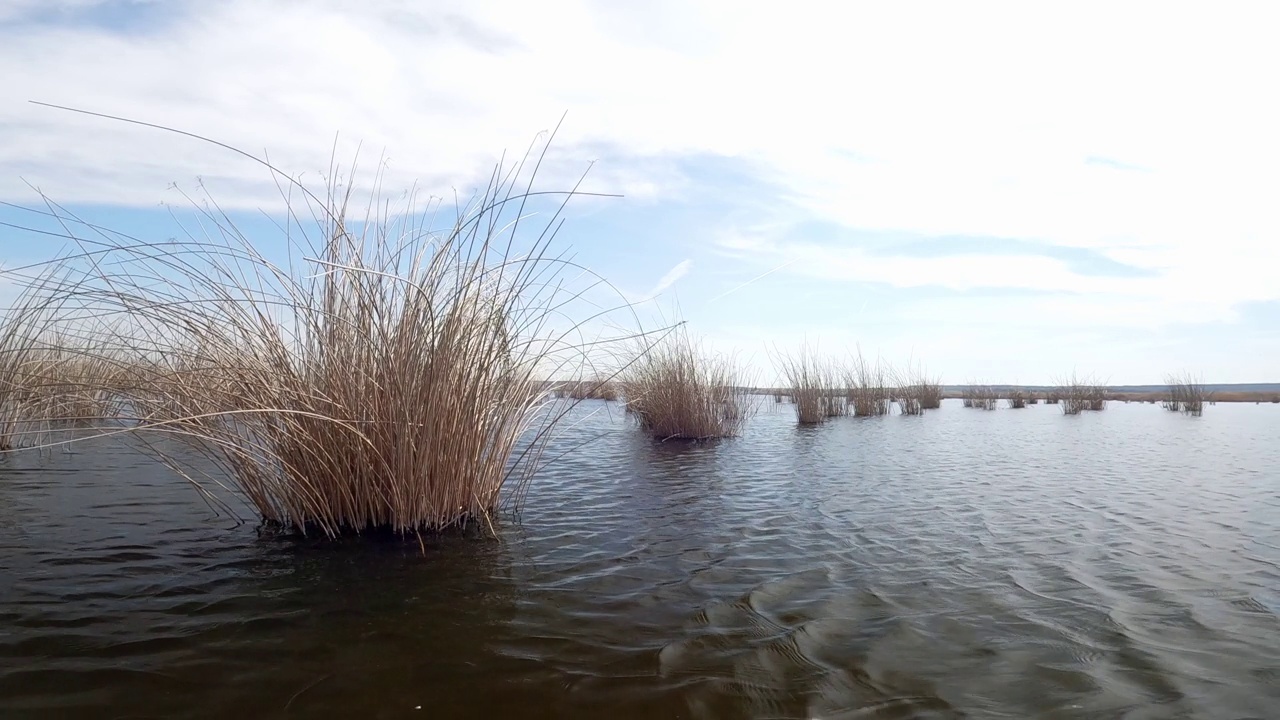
top-left (2, 401), bottom-right (1278, 718)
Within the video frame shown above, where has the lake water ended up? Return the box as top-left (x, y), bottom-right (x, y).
top-left (2, 400), bottom-right (1278, 719)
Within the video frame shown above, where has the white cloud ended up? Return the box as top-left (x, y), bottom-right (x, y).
top-left (2, 0), bottom-right (1278, 379)
top-left (0, 0), bottom-right (114, 22)
top-left (713, 229), bottom-right (1280, 325)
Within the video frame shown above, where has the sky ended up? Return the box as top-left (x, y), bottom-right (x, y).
top-left (1, 0), bottom-right (1277, 385)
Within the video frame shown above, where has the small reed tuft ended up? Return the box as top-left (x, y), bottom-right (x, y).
top-left (776, 345), bottom-right (830, 425)
top-left (1163, 372), bottom-right (1205, 416)
top-left (1007, 389), bottom-right (1027, 409)
top-left (1056, 373), bottom-right (1107, 415)
top-left (844, 350), bottom-right (891, 417)
top-left (622, 329), bottom-right (752, 440)
top-left (962, 384), bottom-right (999, 410)
top-left (892, 362), bottom-right (941, 416)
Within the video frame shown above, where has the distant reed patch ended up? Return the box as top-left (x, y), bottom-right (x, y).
top-left (1056, 373), bottom-right (1107, 415)
top-left (844, 350), bottom-right (891, 418)
top-left (554, 380), bottom-right (619, 401)
top-left (776, 345), bottom-right (831, 425)
top-left (962, 385), bottom-right (998, 410)
top-left (1163, 373), bottom-right (1206, 416)
top-left (622, 329), bottom-right (752, 440)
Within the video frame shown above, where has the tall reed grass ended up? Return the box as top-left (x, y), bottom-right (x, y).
top-left (776, 345), bottom-right (829, 424)
top-left (822, 369), bottom-right (847, 419)
top-left (1056, 373), bottom-right (1107, 415)
top-left (6, 127), bottom-right (640, 538)
top-left (893, 363), bottom-right (940, 416)
top-left (0, 266), bottom-right (143, 448)
top-left (1163, 373), bottom-right (1205, 416)
top-left (844, 350), bottom-right (891, 417)
top-left (0, 277), bottom-right (64, 450)
top-left (917, 376), bottom-right (943, 410)
top-left (621, 329), bottom-right (752, 440)
top-left (962, 384), bottom-right (998, 410)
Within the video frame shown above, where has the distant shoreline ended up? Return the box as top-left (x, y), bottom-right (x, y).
top-left (936, 390), bottom-right (1280, 404)
top-left (742, 387), bottom-right (1280, 403)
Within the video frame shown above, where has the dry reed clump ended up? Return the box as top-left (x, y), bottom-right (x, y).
top-left (1007, 389), bottom-right (1027, 409)
top-left (885, 353), bottom-right (936, 412)
top-left (822, 396), bottom-right (845, 418)
top-left (962, 384), bottom-right (998, 410)
top-left (1056, 373), bottom-right (1107, 415)
top-left (824, 381), bottom-right (844, 415)
top-left (1163, 373), bottom-right (1205, 416)
top-left (0, 268), bottom-right (143, 449)
top-left (776, 344), bottom-right (830, 424)
top-left (1088, 390), bottom-right (1107, 411)
top-left (917, 376), bottom-right (943, 410)
top-left (1027, 396), bottom-right (1040, 405)
top-left (1060, 389), bottom-right (1088, 415)
top-left (895, 393), bottom-right (921, 416)
top-left (621, 329), bottom-right (752, 440)
top-left (896, 371), bottom-right (947, 412)
top-left (0, 283), bottom-right (62, 450)
top-left (892, 363), bottom-right (943, 415)
top-left (822, 366), bottom-right (847, 419)
top-left (17, 336), bottom-right (135, 427)
top-left (844, 350), bottom-right (891, 417)
top-left (11, 134), bottom-right (641, 538)
top-left (892, 363), bottom-right (925, 417)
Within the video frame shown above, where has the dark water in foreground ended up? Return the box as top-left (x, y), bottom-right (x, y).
top-left (2, 401), bottom-right (1278, 719)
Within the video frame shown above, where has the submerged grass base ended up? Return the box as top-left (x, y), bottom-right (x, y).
top-left (254, 515), bottom-right (504, 544)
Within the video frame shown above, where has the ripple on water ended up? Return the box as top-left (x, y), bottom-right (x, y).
top-left (2, 401), bottom-right (1280, 718)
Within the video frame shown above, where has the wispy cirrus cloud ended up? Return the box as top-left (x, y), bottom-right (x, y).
top-left (648, 259), bottom-right (691, 297)
top-left (611, 258), bottom-right (692, 306)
